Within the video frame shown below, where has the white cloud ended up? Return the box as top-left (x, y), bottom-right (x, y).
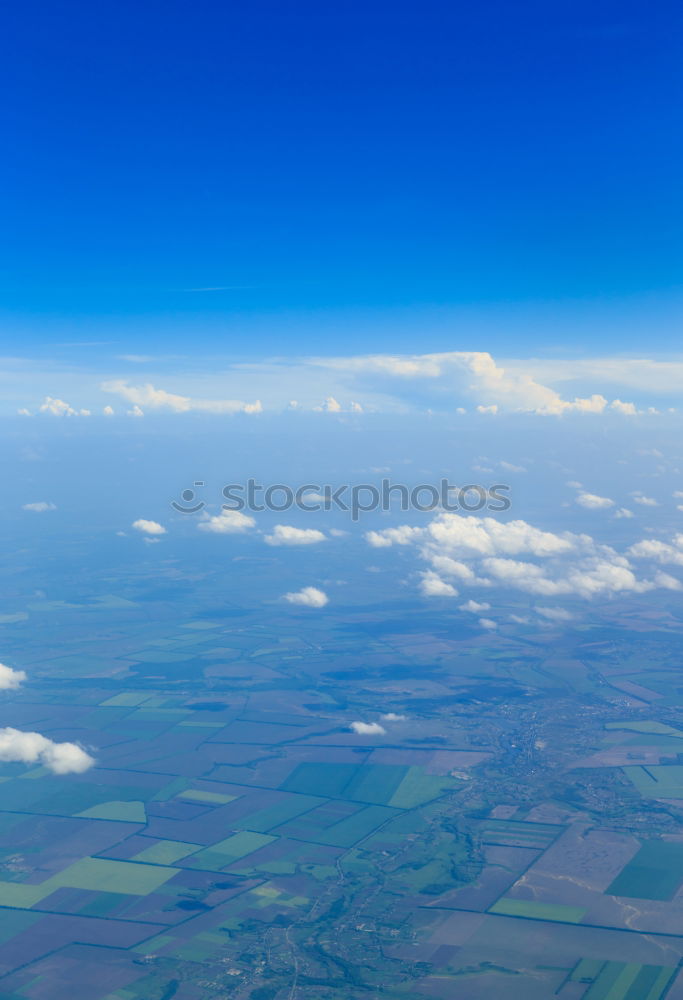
top-left (283, 586), bottom-right (329, 607)
top-left (419, 572), bottom-right (458, 597)
top-left (576, 492), bottom-right (614, 510)
top-left (628, 536), bottom-right (683, 567)
top-left (349, 721), bottom-right (386, 735)
top-left (0, 728), bottom-right (94, 774)
top-left (536, 606), bottom-right (574, 622)
top-left (610, 399), bottom-right (637, 415)
top-left (22, 502), bottom-right (56, 513)
top-left (366, 526), bottom-right (423, 548)
top-left (479, 617), bottom-right (497, 630)
top-left (313, 351), bottom-right (640, 416)
top-left (198, 510), bottom-right (255, 534)
top-left (632, 495), bottom-right (659, 507)
top-left (101, 380), bottom-right (261, 415)
top-left (17, 408), bottom-right (31, 416)
top-left (39, 396), bottom-right (78, 417)
top-left (264, 525), bottom-right (326, 546)
top-left (317, 396), bottom-right (342, 412)
top-left (614, 508), bottom-right (634, 519)
top-left (509, 357), bottom-right (683, 395)
top-left (673, 491), bottom-right (683, 500)
top-left (381, 713), bottom-right (407, 721)
top-left (127, 405), bottom-right (144, 417)
top-left (365, 511), bottom-right (680, 601)
top-left (426, 515), bottom-right (577, 558)
top-left (132, 518), bottom-right (166, 536)
top-left (103, 405), bottom-right (114, 416)
top-left (0, 663), bottom-right (26, 690)
top-left (459, 599), bottom-right (491, 613)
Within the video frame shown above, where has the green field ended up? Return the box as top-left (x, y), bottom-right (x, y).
top-left (573, 960), bottom-right (676, 1000)
top-left (608, 840), bottom-right (683, 899)
top-left (241, 794), bottom-right (325, 832)
top-left (0, 856), bottom-right (177, 908)
top-left (281, 761), bottom-right (456, 809)
top-left (281, 762), bottom-right (361, 797)
top-left (623, 765), bottom-right (683, 799)
top-left (177, 788), bottom-right (236, 804)
top-left (77, 799), bottom-right (147, 822)
top-left (606, 720), bottom-right (683, 737)
top-left (490, 898), bottom-right (586, 923)
top-left (190, 830), bottom-right (276, 870)
top-left (388, 766), bottom-right (458, 808)
top-left (480, 818), bottom-right (561, 848)
top-left (315, 804), bottom-right (399, 847)
top-left (133, 839), bottom-right (202, 864)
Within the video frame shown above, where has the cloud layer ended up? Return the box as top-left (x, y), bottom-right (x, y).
top-left (101, 380), bottom-right (262, 416)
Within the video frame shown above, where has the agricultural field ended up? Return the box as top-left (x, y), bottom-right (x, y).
top-left (1, 547), bottom-right (683, 1000)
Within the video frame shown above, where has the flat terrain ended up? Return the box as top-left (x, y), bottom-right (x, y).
top-left (1, 555), bottom-right (683, 999)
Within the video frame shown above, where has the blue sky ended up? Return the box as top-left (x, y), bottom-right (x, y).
top-left (2, 0), bottom-right (681, 358)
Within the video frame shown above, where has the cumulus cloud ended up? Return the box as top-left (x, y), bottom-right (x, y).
top-left (0, 663), bottom-right (27, 690)
top-left (614, 508), bottom-right (634, 519)
top-left (22, 502), bottom-right (56, 513)
top-left (132, 518), bottom-right (166, 536)
top-left (628, 536), bottom-right (683, 567)
top-left (419, 572), bottom-right (458, 597)
top-left (264, 525), bottom-right (326, 546)
top-left (610, 399), bottom-right (637, 415)
top-left (103, 405), bottom-right (114, 416)
top-left (381, 713), bottom-right (407, 721)
top-left (39, 396), bottom-right (87, 417)
top-left (536, 606), bottom-right (574, 622)
top-left (0, 728), bottom-right (94, 774)
top-left (315, 396), bottom-right (342, 412)
top-left (349, 721), bottom-right (386, 735)
top-left (576, 492), bottom-right (614, 510)
top-left (479, 617), bottom-right (497, 630)
top-left (366, 525), bottom-right (423, 548)
top-left (283, 586), bottom-right (329, 607)
top-left (198, 510), bottom-right (255, 534)
top-left (632, 494), bottom-right (659, 507)
top-left (101, 380), bottom-right (262, 415)
top-left (365, 512), bottom-right (681, 601)
top-left (460, 599), bottom-right (491, 613)
top-left (312, 351), bottom-right (641, 416)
